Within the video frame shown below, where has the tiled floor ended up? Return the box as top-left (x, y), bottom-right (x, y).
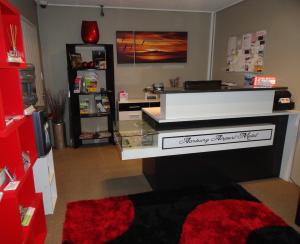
top-left (45, 146), bottom-right (300, 244)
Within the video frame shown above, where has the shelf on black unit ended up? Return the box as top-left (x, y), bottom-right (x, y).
top-left (71, 67), bottom-right (107, 72)
top-left (80, 112), bottom-right (110, 118)
top-left (80, 136), bottom-right (112, 141)
top-left (79, 132), bottom-right (112, 140)
top-left (75, 90), bottom-right (112, 95)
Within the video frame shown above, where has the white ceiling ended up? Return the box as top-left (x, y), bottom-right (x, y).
top-left (41, 0), bottom-right (244, 12)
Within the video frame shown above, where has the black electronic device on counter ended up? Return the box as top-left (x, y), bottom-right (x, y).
top-left (273, 90), bottom-right (295, 111)
top-left (152, 82), bottom-right (164, 91)
top-left (32, 107), bottom-right (52, 157)
top-left (184, 80), bottom-right (222, 90)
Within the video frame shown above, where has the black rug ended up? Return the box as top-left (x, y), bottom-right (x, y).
top-left (63, 184), bottom-right (300, 244)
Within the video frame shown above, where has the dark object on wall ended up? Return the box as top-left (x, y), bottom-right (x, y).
top-left (296, 195), bottom-right (300, 226)
top-left (39, 0), bottom-right (48, 8)
top-left (100, 5), bottom-right (104, 17)
top-left (81, 21), bottom-right (99, 44)
top-left (116, 31), bottom-right (188, 64)
top-left (273, 90), bottom-right (295, 111)
top-left (184, 80), bottom-right (222, 90)
top-left (33, 107), bottom-right (52, 157)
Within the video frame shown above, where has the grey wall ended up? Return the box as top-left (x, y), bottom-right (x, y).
top-left (37, 6), bottom-right (211, 145)
top-left (213, 0), bottom-right (300, 185)
top-left (37, 7), bottom-right (211, 96)
top-left (9, 0), bottom-right (38, 25)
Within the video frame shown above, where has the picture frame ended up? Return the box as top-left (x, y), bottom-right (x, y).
top-left (116, 31), bottom-right (188, 64)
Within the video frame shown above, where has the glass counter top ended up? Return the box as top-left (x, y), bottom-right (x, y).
top-left (114, 120), bottom-right (158, 148)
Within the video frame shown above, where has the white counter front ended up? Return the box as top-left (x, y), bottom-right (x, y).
top-left (160, 90), bottom-right (275, 120)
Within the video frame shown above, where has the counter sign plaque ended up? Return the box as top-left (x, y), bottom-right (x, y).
top-left (162, 125), bottom-right (275, 150)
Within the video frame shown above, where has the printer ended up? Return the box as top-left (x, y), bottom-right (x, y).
top-left (273, 89), bottom-right (295, 111)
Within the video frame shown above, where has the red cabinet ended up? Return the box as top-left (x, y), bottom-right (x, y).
top-left (0, 1), bottom-right (46, 243)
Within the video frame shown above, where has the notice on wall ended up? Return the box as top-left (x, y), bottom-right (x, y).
top-left (162, 125), bottom-right (274, 150)
top-left (226, 30), bottom-right (267, 73)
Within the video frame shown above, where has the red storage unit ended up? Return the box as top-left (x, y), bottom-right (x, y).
top-left (0, 0), bottom-right (47, 243)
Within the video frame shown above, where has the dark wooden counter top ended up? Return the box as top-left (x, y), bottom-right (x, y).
top-left (156, 86), bottom-right (288, 94)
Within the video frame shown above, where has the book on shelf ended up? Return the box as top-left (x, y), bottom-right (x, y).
top-left (95, 94), bottom-right (106, 113)
top-left (80, 99), bottom-right (90, 114)
top-left (80, 131), bottom-right (112, 140)
top-left (73, 74), bottom-right (82, 93)
top-left (102, 95), bottom-right (111, 112)
top-left (92, 48), bottom-right (106, 70)
top-left (79, 132), bottom-right (94, 139)
top-left (83, 72), bottom-right (98, 93)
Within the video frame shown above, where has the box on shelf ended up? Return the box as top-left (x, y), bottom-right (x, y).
top-left (119, 90), bottom-right (128, 102)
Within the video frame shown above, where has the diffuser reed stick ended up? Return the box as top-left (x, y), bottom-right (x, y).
top-left (9, 24), bottom-right (17, 50)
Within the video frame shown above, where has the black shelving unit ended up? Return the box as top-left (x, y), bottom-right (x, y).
top-left (66, 44), bottom-right (115, 148)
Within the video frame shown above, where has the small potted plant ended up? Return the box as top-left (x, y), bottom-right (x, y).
top-left (45, 89), bottom-right (67, 149)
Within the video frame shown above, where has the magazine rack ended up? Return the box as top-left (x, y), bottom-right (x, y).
top-left (66, 44), bottom-right (115, 147)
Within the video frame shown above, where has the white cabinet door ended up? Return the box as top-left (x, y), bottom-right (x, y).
top-left (119, 111), bottom-right (142, 120)
top-left (33, 149), bottom-right (57, 215)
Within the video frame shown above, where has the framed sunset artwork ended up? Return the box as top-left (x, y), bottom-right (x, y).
top-left (116, 31), bottom-right (135, 64)
top-left (116, 31), bottom-right (188, 64)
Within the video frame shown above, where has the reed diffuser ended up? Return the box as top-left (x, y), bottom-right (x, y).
top-left (7, 24), bottom-right (23, 63)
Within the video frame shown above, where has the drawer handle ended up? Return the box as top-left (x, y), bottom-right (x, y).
top-left (128, 106), bottom-right (140, 109)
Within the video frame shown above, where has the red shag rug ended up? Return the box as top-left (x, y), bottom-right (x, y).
top-left (62, 184), bottom-right (300, 244)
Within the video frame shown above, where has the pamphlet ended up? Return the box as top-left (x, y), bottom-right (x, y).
top-left (21, 207), bottom-right (35, 226)
top-left (4, 181), bottom-right (20, 191)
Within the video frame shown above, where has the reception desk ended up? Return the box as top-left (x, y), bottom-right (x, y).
top-left (115, 86), bottom-right (300, 190)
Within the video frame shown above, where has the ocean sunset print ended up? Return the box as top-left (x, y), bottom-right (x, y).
top-left (116, 31), bottom-right (188, 64)
top-left (116, 31), bottom-right (135, 63)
